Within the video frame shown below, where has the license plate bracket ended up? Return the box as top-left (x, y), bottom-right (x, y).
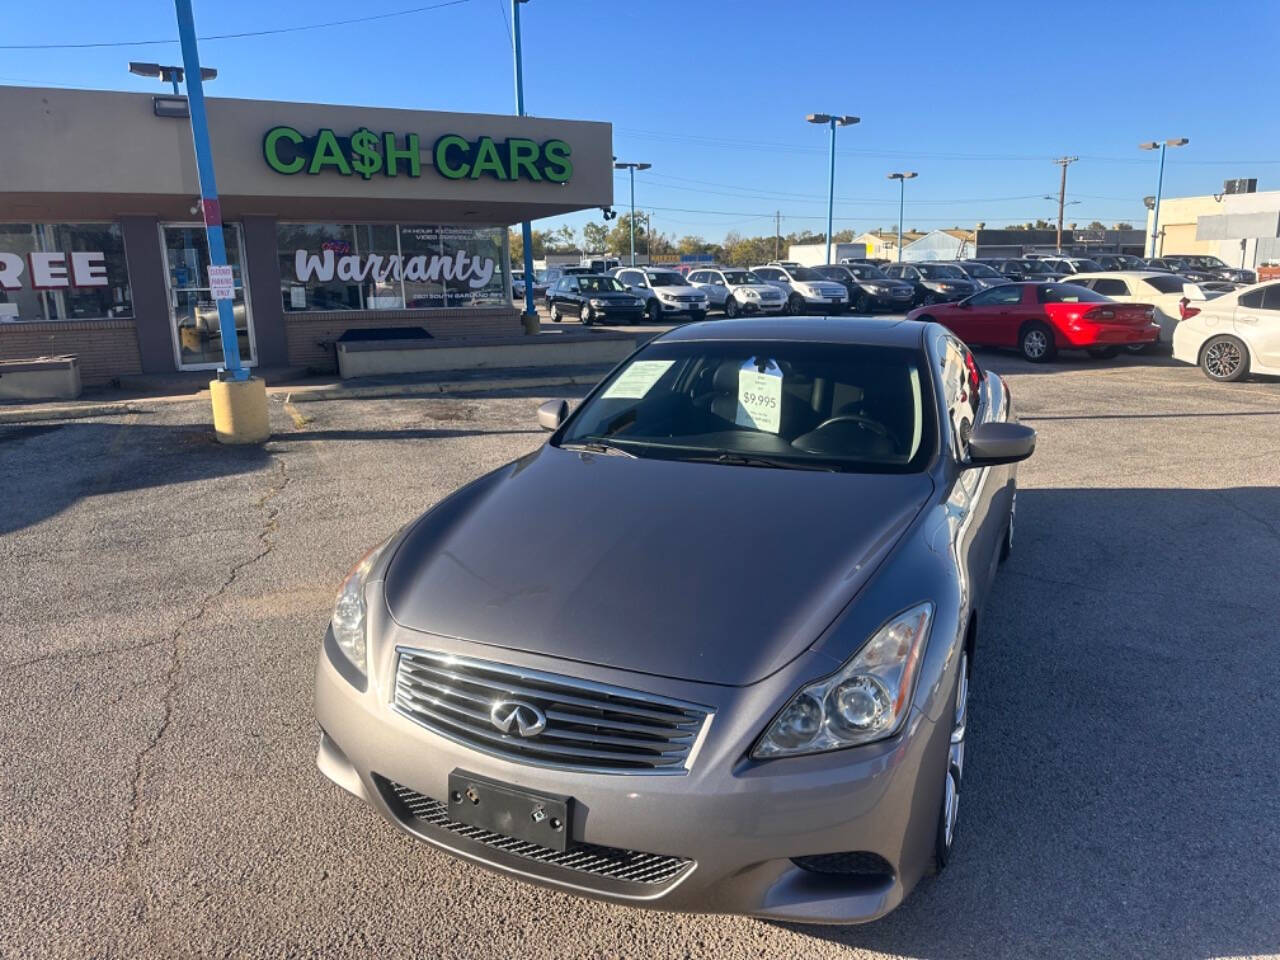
top-left (447, 770), bottom-right (574, 852)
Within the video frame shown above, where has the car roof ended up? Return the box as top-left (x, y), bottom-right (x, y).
top-left (1069, 270), bottom-right (1169, 279)
top-left (655, 316), bottom-right (925, 348)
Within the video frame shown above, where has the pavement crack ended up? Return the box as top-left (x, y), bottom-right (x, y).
top-left (121, 455), bottom-right (291, 910)
top-left (5, 636), bottom-right (170, 672)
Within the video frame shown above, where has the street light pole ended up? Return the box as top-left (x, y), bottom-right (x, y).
top-left (1141, 138), bottom-right (1188, 258)
top-left (887, 172), bottom-right (917, 263)
top-left (511, 0), bottom-right (536, 320)
top-left (172, 0), bottom-right (244, 382)
top-left (807, 113), bottom-right (859, 264)
top-left (614, 161), bottom-right (652, 266)
top-left (1053, 156), bottom-right (1078, 253)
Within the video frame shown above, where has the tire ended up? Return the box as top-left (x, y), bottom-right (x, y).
top-left (1019, 322), bottom-right (1056, 363)
top-left (854, 292), bottom-right (872, 314)
top-left (1199, 334), bottom-right (1250, 382)
top-left (1086, 346), bottom-right (1120, 359)
top-left (646, 300), bottom-right (662, 324)
top-left (724, 296), bottom-right (739, 319)
top-left (787, 294), bottom-right (805, 316)
top-left (548, 302), bottom-right (561, 323)
top-left (578, 303), bottom-right (592, 326)
top-left (927, 649), bottom-right (969, 876)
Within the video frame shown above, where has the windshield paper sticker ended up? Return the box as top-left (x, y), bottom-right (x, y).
top-left (736, 358), bottom-right (783, 433)
top-left (602, 360), bottom-right (675, 399)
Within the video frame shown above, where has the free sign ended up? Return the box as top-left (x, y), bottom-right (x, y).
top-left (0, 252), bottom-right (109, 290)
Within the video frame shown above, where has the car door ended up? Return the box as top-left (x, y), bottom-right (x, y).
top-left (950, 284), bottom-right (1025, 346)
top-left (1236, 282), bottom-right (1280, 368)
top-left (548, 277), bottom-right (566, 309)
top-left (561, 276), bottom-right (581, 310)
top-left (703, 271), bottom-right (728, 306)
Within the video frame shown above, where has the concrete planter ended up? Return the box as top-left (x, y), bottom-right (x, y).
top-left (0, 356), bottom-right (82, 401)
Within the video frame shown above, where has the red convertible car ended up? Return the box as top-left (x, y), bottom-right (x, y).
top-left (907, 282), bottom-right (1160, 362)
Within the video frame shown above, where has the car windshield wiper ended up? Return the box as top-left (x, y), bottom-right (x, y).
top-left (682, 452), bottom-right (838, 472)
top-left (559, 439), bottom-right (639, 458)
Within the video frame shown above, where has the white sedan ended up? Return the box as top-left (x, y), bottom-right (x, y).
top-left (1064, 271), bottom-right (1217, 351)
top-left (1172, 280), bottom-right (1280, 381)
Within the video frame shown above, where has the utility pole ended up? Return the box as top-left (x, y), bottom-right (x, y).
top-left (1054, 156), bottom-right (1078, 252)
top-left (511, 0), bottom-right (536, 323)
top-left (774, 211), bottom-right (780, 260)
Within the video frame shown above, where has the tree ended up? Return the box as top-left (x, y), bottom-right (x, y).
top-left (607, 212), bottom-right (646, 259)
top-left (582, 221), bottom-right (609, 254)
top-left (1087, 220), bottom-right (1106, 230)
top-left (1114, 222), bottom-right (1134, 230)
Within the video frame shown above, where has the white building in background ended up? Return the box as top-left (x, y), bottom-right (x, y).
top-left (1145, 188), bottom-right (1280, 266)
top-left (901, 229), bottom-right (976, 262)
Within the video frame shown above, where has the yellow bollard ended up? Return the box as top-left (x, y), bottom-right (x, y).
top-left (209, 376), bottom-right (271, 445)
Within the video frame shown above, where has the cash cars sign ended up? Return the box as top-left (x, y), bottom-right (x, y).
top-left (262, 126), bottom-right (572, 183)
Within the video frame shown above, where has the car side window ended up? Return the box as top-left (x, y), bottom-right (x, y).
top-left (1238, 289), bottom-right (1264, 309)
top-left (1259, 284), bottom-right (1280, 311)
top-left (970, 285), bottom-right (1023, 306)
top-left (565, 277), bottom-right (580, 292)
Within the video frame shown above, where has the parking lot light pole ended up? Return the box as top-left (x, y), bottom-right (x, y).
top-left (614, 161), bottom-right (651, 266)
top-left (511, 0), bottom-right (537, 322)
top-left (1140, 138), bottom-right (1188, 258)
top-left (808, 113), bottom-right (859, 264)
top-left (887, 172), bottom-right (917, 262)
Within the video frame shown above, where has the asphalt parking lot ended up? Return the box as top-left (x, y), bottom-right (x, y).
top-left (2, 347), bottom-right (1279, 959)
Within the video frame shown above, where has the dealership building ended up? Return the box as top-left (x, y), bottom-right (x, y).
top-left (0, 86), bottom-right (612, 384)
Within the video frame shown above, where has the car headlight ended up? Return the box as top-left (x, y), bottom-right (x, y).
top-left (330, 539), bottom-right (393, 675)
top-left (658, 292), bottom-right (676, 302)
top-left (752, 603), bottom-right (934, 758)
top-left (589, 298), bottom-right (607, 307)
top-left (742, 288), bottom-right (760, 298)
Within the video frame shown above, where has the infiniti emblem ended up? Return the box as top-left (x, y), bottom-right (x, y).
top-left (490, 699), bottom-right (547, 738)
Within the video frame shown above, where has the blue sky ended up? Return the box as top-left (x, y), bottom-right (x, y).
top-left (4, 0), bottom-right (1278, 244)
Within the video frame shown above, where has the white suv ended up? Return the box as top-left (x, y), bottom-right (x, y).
top-left (751, 263), bottom-right (849, 314)
top-left (687, 267), bottom-right (787, 317)
top-left (614, 267), bottom-right (709, 323)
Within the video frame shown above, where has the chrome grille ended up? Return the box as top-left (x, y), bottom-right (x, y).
top-left (381, 778), bottom-right (693, 886)
top-left (393, 648), bottom-right (711, 774)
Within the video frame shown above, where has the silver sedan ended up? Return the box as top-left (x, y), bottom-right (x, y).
top-left (314, 316), bottom-right (1034, 924)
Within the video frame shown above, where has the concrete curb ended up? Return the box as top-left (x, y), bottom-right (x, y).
top-left (0, 402), bottom-right (144, 424)
top-left (279, 370), bottom-right (609, 404)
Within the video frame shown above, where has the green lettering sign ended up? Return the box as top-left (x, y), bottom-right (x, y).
top-left (262, 127), bottom-right (571, 184)
top-left (263, 126), bottom-right (305, 174)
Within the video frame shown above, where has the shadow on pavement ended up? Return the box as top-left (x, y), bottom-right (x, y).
top-left (275, 427), bottom-right (545, 442)
top-left (784, 485), bottom-right (1280, 959)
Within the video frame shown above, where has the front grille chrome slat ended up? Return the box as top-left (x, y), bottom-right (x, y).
top-left (393, 648), bottom-right (712, 774)
top-left (382, 779), bottom-right (693, 886)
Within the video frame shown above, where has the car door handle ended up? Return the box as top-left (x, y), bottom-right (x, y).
top-left (1239, 315), bottom-right (1258, 324)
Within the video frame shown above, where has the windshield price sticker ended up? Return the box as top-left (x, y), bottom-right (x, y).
top-left (602, 360), bottom-right (675, 399)
top-left (736, 358), bottom-right (783, 433)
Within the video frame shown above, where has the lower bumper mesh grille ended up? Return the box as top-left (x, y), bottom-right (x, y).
top-left (379, 777), bottom-right (693, 886)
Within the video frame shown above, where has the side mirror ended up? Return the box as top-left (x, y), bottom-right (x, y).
top-left (537, 399), bottom-right (569, 431)
top-left (956, 300), bottom-right (971, 309)
top-left (965, 421), bottom-right (1036, 467)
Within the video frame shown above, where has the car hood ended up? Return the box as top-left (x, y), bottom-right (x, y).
top-left (586, 291), bottom-right (640, 300)
top-left (383, 447), bottom-right (933, 686)
top-left (734, 283), bottom-right (784, 295)
top-left (652, 285), bottom-right (705, 297)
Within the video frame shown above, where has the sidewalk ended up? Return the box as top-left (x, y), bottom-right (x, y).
top-left (0, 362), bottom-right (618, 425)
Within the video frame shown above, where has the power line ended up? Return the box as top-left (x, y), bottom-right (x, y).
top-left (0, 0), bottom-right (472, 50)
top-left (494, 0), bottom-right (512, 44)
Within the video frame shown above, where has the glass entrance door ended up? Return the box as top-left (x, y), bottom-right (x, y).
top-left (161, 224), bottom-right (255, 369)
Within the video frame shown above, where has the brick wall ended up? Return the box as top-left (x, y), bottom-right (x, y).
top-left (284, 306), bottom-right (523, 373)
top-left (0, 320), bottom-right (142, 385)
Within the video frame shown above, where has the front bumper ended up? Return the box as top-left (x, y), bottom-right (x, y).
top-left (592, 304), bottom-right (646, 321)
top-left (315, 635), bottom-right (946, 924)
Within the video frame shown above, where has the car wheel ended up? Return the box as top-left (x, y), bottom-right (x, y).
top-left (928, 649), bottom-right (969, 875)
top-left (1000, 489), bottom-right (1015, 563)
top-left (549, 302), bottom-right (561, 323)
top-left (1200, 335), bottom-right (1250, 382)
top-left (646, 300), bottom-right (662, 324)
top-left (578, 303), bottom-right (592, 326)
top-left (1086, 346), bottom-right (1120, 359)
top-left (923, 293), bottom-right (939, 306)
top-left (1019, 322), bottom-right (1056, 363)
top-left (855, 292), bottom-right (872, 313)
top-left (787, 294), bottom-right (805, 315)
top-left (724, 296), bottom-right (739, 319)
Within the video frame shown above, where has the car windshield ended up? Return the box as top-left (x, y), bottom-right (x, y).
top-left (579, 276), bottom-right (626, 293)
top-left (648, 271), bottom-right (690, 286)
top-left (1117, 256), bottom-right (1145, 268)
top-left (787, 266), bottom-right (823, 281)
top-left (723, 270), bottom-right (762, 284)
top-left (918, 264), bottom-right (965, 279)
top-left (848, 264), bottom-right (889, 279)
top-left (1192, 256), bottom-right (1227, 269)
top-left (962, 263), bottom-right (1002, 279)
top-left (1072, 259), bottom-right (1103, 272)
top-left (1020, 261), bottom-right (1056, 275)
top-left (558, 340), bottom-right (934, 473)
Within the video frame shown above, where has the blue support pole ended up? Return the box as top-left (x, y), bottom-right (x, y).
top-left (1150, 143), bottom-right (1167, 258)
top-left (173, 0), bottom-right (246, 381)
top-left (897, 178), bottom-right (905, 263)
top-left (512, 0), bottom-right (536, 318)
top-left (825, 118), bottom-right (836, 265)
top-left (629, 167), bottom-right (636, 267)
